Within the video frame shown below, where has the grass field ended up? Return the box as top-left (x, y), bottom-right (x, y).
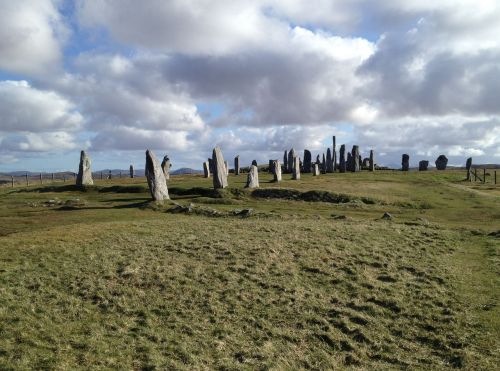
top-left (0, 170), bottom-right (498, 369)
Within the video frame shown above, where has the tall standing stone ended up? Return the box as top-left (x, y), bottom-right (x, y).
top-left (326, 148), bottom-right (333, 173)
top-left (203, 161), bottom-right (211, 178)
top-left (402, 154), bottom-right (410, 171)
top-left (313, 163), bottom-right (320, 176)
top-left (322, 153), bottom-right (326, 173)
top-left (466, 157), bottom-right (472, 180)
top-left (435, 155), bottom-right (448, 170)
top-left (145, 149), bottom-right (169, 201)
top-left (292, 156), bottom-right (301, 180)
top-left (234, 156), bottom-right (240, 175)
top-left (288, 149), bottom-right (296, 173)
top-left (339, 145), bottom-right (346, 173)
top-left (346, 152), bottom-right (353, 172)
top-left (161, 155), bottom-right (171, 181)
top-left (419, 160), bottom-right (429, 171)
top-left (283, 150), bottom-right (288, 174)
top-left (369, 150), bottom-right (375, 171)
top-left (332, 136), bottom-right (337, 171)
top-left (272, 160), bottom-right (282, 182)
top-left (245, 165), bottom-right (259, 188)
top-left (303, 150), bottom-right (312, 173)
top-left (212, 146), bottom-right (228, 189)
top-left (129, 165), bottom-right (134, 178)
top-left (351, 146), bottom-right (360, 172)
top-left (76, 150), bottom-right (93, 186)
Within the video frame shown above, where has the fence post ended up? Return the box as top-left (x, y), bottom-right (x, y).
top-left (63, 175), bottom-right (66, 182)
top-left (11, 176), bottom-right (14, 188)
top-left (483, 168), bottom-right (486, 184)
top-left (25, 173), bottom-right (29, 186)
top-left (119, 171), bottom-right (122, 178)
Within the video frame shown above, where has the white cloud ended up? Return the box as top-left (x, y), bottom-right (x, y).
top-left (1, 131), bottom-right (80, 152)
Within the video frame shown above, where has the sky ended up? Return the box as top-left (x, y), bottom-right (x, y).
top-left (0, 0), bottom-right (499, 172)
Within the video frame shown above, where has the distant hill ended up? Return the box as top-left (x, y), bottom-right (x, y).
top-left (171, 168), bottom-right (202, 175)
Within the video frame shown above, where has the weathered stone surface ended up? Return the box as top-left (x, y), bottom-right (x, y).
top-left (129, 165), bottom-right (134, 178)
top-left (402, 154), bottom-right (410, 171)
top-left (288, 148), bottom-right (296, 173)
top-left (245, 165), bottom-right (259, 188)
top-left (351, 146), bottom-right (360, 172)
top-left (339, 145), bottom-right (346, 173)
top-left (271, 160), bottom-right (282, 182)
top-left (466, 157), bottom-right (472, 180)
top-left (313, 163), bottom-right (320, 176)
top-left (332, 136), bottom-right (337, 171)
top-left (251, 160), bottom-right (258, 166)
top-left (76, 150), bottom-right (93, 186)
top-left (224, 161), bottom-right (229, 176)
top-left (203, 161), bottom-right (211, 178)
top-left (212, 146), bottom-right (228, 189)
top-left (369, 150), bottom-right (375, 171)
top-left (145, 149), bottom-right (169, 201)
top-left (161, 155), bottom-right (171, 180)
top-left (234, 155), bottom-right (240, 175)
top-left (283, 150), bottom-right (288, 173)
top-left (419, 160), bottom-right (429, 171)
top-left (292, 156), bottom-right (301, 180)
top-left (435, 155), bottom-right (448, 170)
top-left (326, 148), bottom-right (333, 173)
top-left (303, 150), bottom-right (312, 173)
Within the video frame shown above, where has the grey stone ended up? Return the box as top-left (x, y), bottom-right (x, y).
top-left (224, 160), bottom-right (229, 176)
top-left (292, 156), bottom-right (301, 180)
top-left (245, 165), bottom-right (259, 188)
top-left (466, 157), bottom-right (472, 180)
top-left (212, 146), bottom-right (228, 189)
top-left (234, 156), bottom-right (240, 175)
top-left (382, 212), bottom-right (393, 220)
top-left (283, 150), bottom-right (288, 173)
top-left (203, 161), bottom-right (211, 178)
top-left (208, 158), bottom-right (214, 173)
top-left (145, 149), bottom-right (169, 201)
top-left (271, 160), bottom-right (282, 182)
top-left (322, 153), bottom-right (326, 173)
top-left (362, 158), bottom-right (370, 168)
top-left (351, 146), bottom-right (360, 172)
top-left (435, 155), bottom-right (448, 170)
top-left (369, 150), bottom-right (375, 171)
top-left (288, 148), bottom-right (296, 173)
top-left (346, 152), bottom-right (353, 172)
top-left (419, 160), bottom-right (429, 171)
top-left (402, 154), bottom-right (410, 171)
top-left (339, 145), bottom-right (346, 173)
top-left (326, 148), bottom-right (333, 173)
top-left (303, 150), bottom-right (312, 173)
top-left (76, 150), bottom-right (93, 186)
top-left (332, 136), bottom-right (337, 171)
top-left (161, 155), bottom-right (171, 180)
top-left (129, 165), bottom-right (134, 178)
top-left (312, 163), bottom-right (320, 176)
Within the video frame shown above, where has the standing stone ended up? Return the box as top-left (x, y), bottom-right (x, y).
top-left (303, 150), bottom-right (312, 173)
top-left (234, 156), bottom-right (240, 175)
top-left (316, 154), bottom-right (321, 165)
top-left (351, 146), bottom-right (360, 172)
top-left (322, 153), bottom-right (326, 173)
top-left (224, 161), bottom-right (229, 176)
top-left (203, 161), bottom-right (211, 178)
top-left (145, 149), bottom-right (169, 201)
top-left (251, 160), bottom-right (258, 166)
top-left (326, 148), bottom-right (333, 173)
top-left (466, 157), bottom-right (472, 180)
top-left (332, 136), bottom-right (337, 171)
top-left (435, 155), bottom-right (448, 170)
top-left (362, 158), bottom-right (370, 168)
top-left (245, 165), bottom-right (259, 188)
top-left (212, 146), bottom-right (228, 189)
top-left (339, 145), bottom-right (346, 173)
top-left (129, 165), bottom-right (134, 178)
top-left (272, 160), bottom-right (282, 182)
top-left (292, 156), bottom-right (301, 180)
top-left (369, 150), bottom-right (375, 171)
top-left (402, 154), bottom-right (410, 171)
top-left (346, 152), bottom-right (353, 172)
top-left (161, 155), bottom-right (171, 181)
top-left (313, 163), bottom-right (320, 176)
top-left (208, 158), bottom-right (214, 173)
top-left (76, 150), bottom-right (93, 186)
top-left (268, 160), bottom-right (273, 173)
top-left (419, 160), bottom-right (429, 171)
top-left (288, 149), bottom-right (296, 173)
top-left (283, 150), bottom-right (288, 174)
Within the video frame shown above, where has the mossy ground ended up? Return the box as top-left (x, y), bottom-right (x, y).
top-left (0, 170), bottom-right (498, 369)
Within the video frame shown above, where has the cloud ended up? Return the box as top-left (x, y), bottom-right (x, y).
top-left (0, 131), bottom-right (80, 152)
top-left (0, 0), bottom-right (67, 76)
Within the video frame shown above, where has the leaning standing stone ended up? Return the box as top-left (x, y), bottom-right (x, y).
top-left (292, 156), bottom-right (301, 180)
top-left (161, 155), bottom-right (171, 180)
top-left (129, 165), bottom-right (134, 178)
top-left (212, 146), bottom-right (228, 189)
top-left (76, 150), bottom-right (93, 186)
top-left (369, 150), bottom-right (375, 171)
top-left (435, 155), bottom-right (448, 170)
top-left (419, 160), bottom-right (429, 171)
top-left (313, 163), bottom-right (320, 176)
top-left (402, 154), bottom-right (410, 171)
top-left (245, 165), bottom-right (259, 188)
top-left (234, 156), bottom-right (240, 175)
top-left (272, 160), bottom-right (282, 182)
top-left (145, 149), bottom-right (169, 201)
top-left (303, 150), bottom-right (312, 173)
top-left (203, 161), bottom-right (211, 178)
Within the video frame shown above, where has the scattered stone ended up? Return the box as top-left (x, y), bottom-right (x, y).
top-left (161, 155), bottom-right (171, 180)
top-left (145, 149), bottom-right (170, 201)
top-left (331, 214), bottom-right (347, 220)
top-left (369, 150), bottom-right (375, 171)
top-left (326, 148), bottom-right (333, 173)
top-left (339, 145), bottom-right (346, 173)
top-left (419, 160), bottom-right (429, 171)
top-left (351, 145), bottom-right (360, 172)
top-left (245, 165), bottom-right (259, 188)
top-left (435, 155), bottom-right (448, 170)
top-left (402, 154), bottom-right (410, 171)
top-left (232, 208), bottom-right (253, 217)
top-left (292, 156), bottom-right (301, 180)
top-left (234, 155), bottom-right (240, 175)
top-left (76, 150), bottom-right (93, 186)
top-left (129, 164), bottom-right (134, 178)
top-left (303, 150), bottom-right (312, 173)
top-left (382, 212), bottom-right (393, 220)
top-left (203, 161), bottom-right (211, 178)
top-left (313, 163), bottom-right (320, 176)
top-left (212, 146), bottom-right (228, 189)
top-left (272, 159), bottom-right (282, 182)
